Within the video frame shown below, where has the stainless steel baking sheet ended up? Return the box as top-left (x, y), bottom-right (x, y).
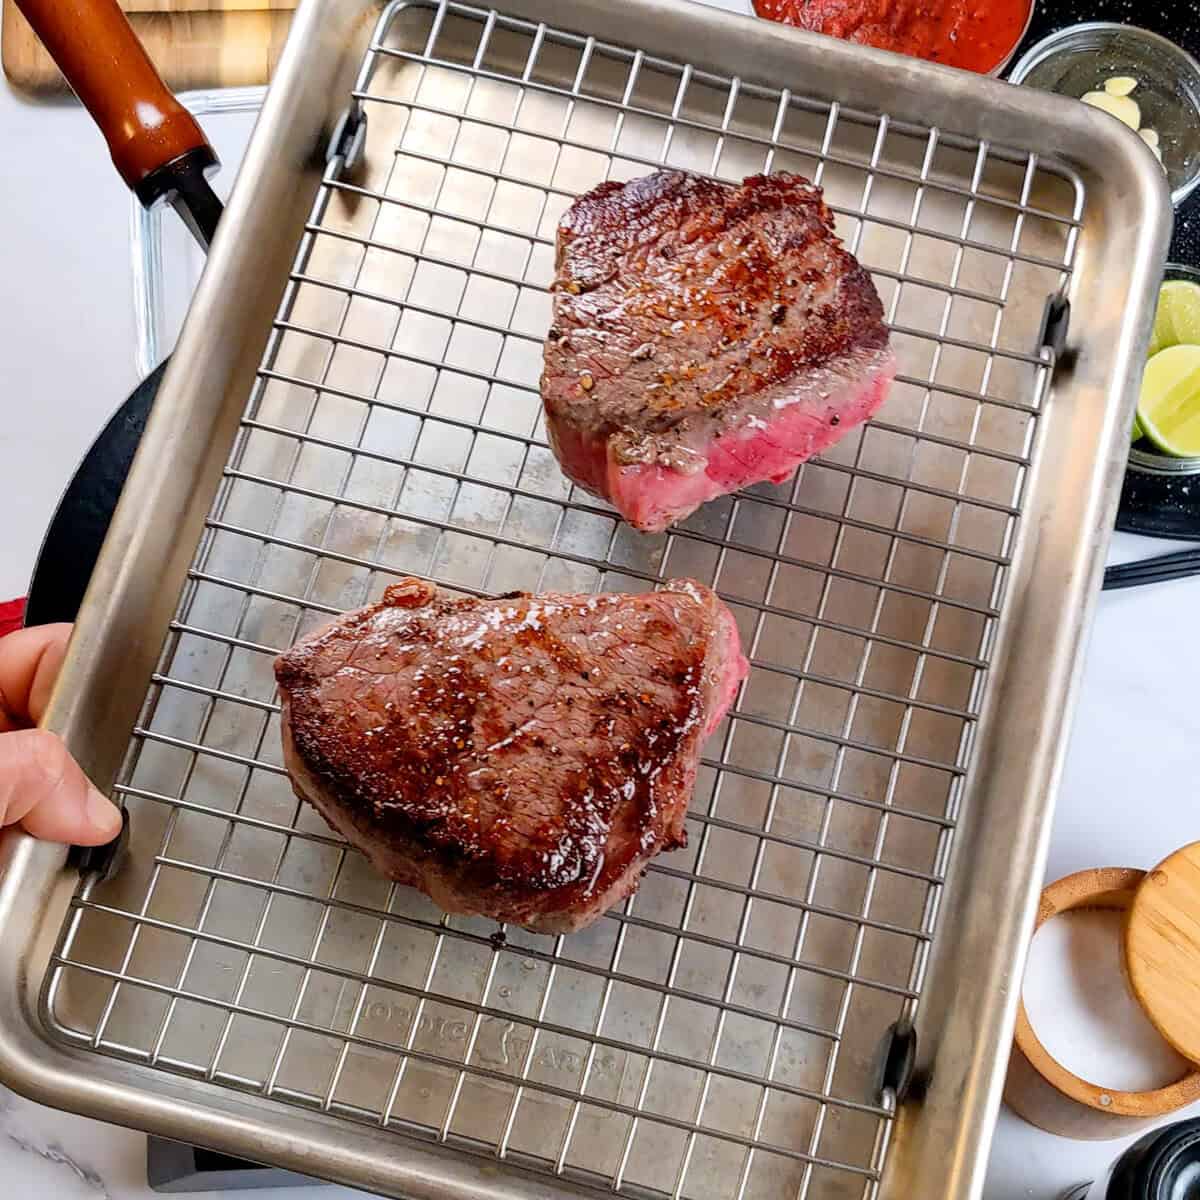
top-left (0, 2), bottom-right (1170, 1199)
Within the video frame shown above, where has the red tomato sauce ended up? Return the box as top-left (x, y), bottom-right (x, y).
top-left (753, 0), bottom-right (1031, 74)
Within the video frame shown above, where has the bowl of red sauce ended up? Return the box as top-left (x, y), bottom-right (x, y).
top-left (752, 0), bottom-right (1035, 76)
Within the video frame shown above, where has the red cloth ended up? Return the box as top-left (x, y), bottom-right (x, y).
top-left (0, 599), bottom-right (26, 639)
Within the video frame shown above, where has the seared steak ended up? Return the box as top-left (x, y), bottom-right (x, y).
top-left (274, 578), bottom-right (748, 933)
top-left (542, 170), bottom-right (895, 532)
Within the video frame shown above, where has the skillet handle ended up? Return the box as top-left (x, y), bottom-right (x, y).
top-left (13, 0), bottom-right (217, 200)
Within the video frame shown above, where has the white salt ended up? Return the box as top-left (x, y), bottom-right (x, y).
top-left (1022, 908), bottom-right (1191, 1092)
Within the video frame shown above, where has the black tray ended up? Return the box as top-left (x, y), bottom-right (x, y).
top-left (1009, 3), bottom-right (1200, 540)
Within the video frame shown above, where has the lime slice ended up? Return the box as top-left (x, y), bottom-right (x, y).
top-left (1139, 345), bottom-right (1200, 457)
top-left (1149, 280), bottom-right (1200, 357)
top-left (1132, 411), bottom-right (1144, 443)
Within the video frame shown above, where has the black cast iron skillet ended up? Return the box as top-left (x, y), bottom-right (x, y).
top-left (17, 0), bottom-right (221, 625)
top-left (25, 363), bottom-right (166, 626)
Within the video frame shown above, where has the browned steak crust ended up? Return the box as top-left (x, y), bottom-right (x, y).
top-left (543, 169), bottom-right (888, 452)
top-left (539, 170), bottom-right (893, 532)
top-left (274, 578), bottom-right (747, 932)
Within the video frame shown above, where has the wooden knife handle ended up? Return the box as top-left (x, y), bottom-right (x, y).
top-left (14, 0), bottom-right (212, 191)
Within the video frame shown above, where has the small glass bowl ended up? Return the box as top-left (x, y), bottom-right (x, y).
top-left (1009, 23), bottom-right (1200, 207)
top-left (1130, 263), bottom-right (1200, 478)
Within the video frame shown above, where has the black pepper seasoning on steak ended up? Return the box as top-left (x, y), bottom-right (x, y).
top-left (540, 169), bottom-right (895, 533)
top-left (274, 577), bottom-right (749, 933)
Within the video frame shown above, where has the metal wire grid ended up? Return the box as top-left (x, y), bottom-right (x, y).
top-left (43, 4), bottom-right (1083, 1198)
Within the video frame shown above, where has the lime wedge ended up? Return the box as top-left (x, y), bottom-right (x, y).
top-left (1149, 280), bottom-right (1200, 357)
top-left (1139, 345), bottom-right (1200, 457)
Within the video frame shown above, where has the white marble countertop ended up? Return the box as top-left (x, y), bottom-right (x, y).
top-left (2, 3), bottom-right (1198, 1197)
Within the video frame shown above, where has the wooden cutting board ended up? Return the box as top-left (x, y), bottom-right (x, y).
top-left (3, 0), bottom-right (297, 94)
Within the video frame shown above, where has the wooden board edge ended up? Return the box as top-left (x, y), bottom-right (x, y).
top-left (3, 7), bottom-right (293, 94)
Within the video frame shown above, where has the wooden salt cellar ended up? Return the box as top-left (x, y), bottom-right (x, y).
top-left (1005, 858), bottom-right (1200, 1140)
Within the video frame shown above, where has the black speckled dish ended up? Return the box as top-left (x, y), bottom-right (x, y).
top-left (1008, 7), bottom-right (1200, 538)
top-left (1117, 463), bottom-right (1200, 540)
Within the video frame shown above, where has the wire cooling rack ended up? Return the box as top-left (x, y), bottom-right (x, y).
top-left (43, 3), bottom-right (1082, 1197)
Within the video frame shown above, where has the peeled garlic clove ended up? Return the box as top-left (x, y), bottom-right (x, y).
top-left (1081, 90), bottom-right (1142, 130)
top-left (1105, 76), bottom-right (1138, 97)
top-left (1140, 127), bottom-right (1161, 148)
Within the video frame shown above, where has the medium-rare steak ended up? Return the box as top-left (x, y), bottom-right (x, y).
top-left (541, 170), bottom-right (895, 532)
top-left (274, 577), bottom-right (748, 934)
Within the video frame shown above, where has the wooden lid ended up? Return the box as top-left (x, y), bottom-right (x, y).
top-left (1125, 842), bottom-right (1200, 1067)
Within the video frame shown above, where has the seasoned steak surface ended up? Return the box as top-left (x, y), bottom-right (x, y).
top-left (541, 170), bottom-right (894, 531)
top-left (274, 578), bottom-right (747, 932)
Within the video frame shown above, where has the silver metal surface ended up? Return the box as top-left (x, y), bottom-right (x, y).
top-left (0, 2), bottom-right (1171, 1200)
top-left (1127, 447), bottom-right (1200, 473)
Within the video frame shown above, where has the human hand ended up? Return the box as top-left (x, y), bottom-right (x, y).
top-left (0, 624), bottom-right (123, 845)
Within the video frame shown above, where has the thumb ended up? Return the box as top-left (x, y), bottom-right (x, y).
top-left (0, 729), bottom-right (123, 846)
